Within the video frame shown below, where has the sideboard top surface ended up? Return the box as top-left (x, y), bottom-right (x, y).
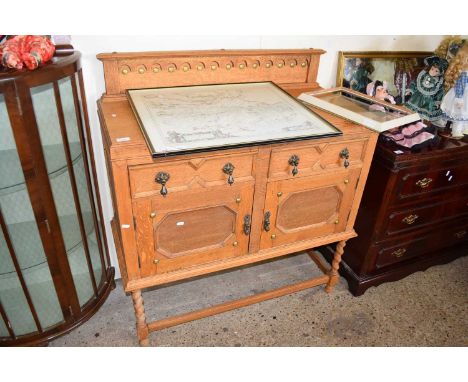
top-left (97, 49), bottom-right (375, 162)
top-left (99, 93), bottom-right (374, 162)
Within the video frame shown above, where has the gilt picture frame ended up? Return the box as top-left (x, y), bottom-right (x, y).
top-left (336, 51), bottom-right (432, 105)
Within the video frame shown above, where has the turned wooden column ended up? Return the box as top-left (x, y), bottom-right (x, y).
top-left (131, 290), bottom-right (150, 346)
top-left (325, 240), bottom-right (346, 293)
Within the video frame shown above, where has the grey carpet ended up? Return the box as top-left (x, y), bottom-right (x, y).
top-left (50, 252), bottom-right (468, 346)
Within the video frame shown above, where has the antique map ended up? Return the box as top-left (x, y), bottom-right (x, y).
top-left (127, 82), bottom-right (340, 155)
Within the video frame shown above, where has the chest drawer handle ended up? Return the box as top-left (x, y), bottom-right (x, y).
top-left (155, 172), bottom-right (170, 197)
top-left (222, 162), bottom-right (235, 185)
top-left (454, 230), bottom-right (466, 239)
top-left (288, 154), bottom-right (300, 176)
top-left (392, 248), bottom-right (406, 258)
top-left (243, 214), bottom-right (251, 235)
top-left (415, 178), bottom-right (432, 189)
top-left (402, 214), bottom-right (419, 225)
top-left (263, 211), bottom-right (271, 232)
top-left (340, 148), bottom-right (350, 168)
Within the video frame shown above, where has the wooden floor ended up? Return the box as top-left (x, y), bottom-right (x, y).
top-left (49, 251), bottom-right (468, 346)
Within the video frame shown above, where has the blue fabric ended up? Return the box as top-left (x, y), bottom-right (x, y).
top-left (455, 71), bottom-right (468, 98)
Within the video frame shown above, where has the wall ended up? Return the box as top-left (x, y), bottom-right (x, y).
top-left (72, 35), bottom-right (444, 278)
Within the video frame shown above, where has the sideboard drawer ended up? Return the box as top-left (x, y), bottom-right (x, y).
top-left (374, 219), bottom-right (468, 269)
top-left (129, 152), bottom-right (256, 198)
top-left (268, 138), bottom-right (367, 180)
top-left (395, 163), bottom-right (468, 202)
top-left (382, 196), bottom-right (468, 238)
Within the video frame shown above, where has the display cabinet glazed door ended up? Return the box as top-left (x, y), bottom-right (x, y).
top-left (260, 169), bottom-right (361, 249)
top-left (133, 183), bottom-right (254, 276)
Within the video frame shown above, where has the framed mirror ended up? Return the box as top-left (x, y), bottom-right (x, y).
top-left (336, 51), bottom-right (432, 105)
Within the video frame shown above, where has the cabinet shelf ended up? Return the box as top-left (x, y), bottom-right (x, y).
top-left (0, 211), bottom-right (94, 277)
top-left (0, 142), bottom-right (82, 194)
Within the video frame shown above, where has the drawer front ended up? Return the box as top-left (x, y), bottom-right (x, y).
top-left (383, 196), bottom-right (468, 237)
top-left (129, 152), bottom-right (256, 198)
top-left (374, 220), bottom-right (468, 269)
top-left (133, 182), bottom-right (255, 276)
top-left (268, 138), bottom-right (367, 180)
top-left (395, 163), bottom-right (468, 202)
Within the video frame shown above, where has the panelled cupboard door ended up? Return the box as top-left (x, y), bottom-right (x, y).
top-left (133, 183), bottom-right (254, 277)
top-left (260, 169), bottom-right (361, 249)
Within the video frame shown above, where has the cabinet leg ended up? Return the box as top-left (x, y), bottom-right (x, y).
top-left (325, 240), bottom-right (346, 294)
top-left (131, 290), bottom-right (150, 346)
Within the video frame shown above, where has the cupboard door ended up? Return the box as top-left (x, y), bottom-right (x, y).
top-left (260, 169), bottom-right (361, 249)
top-left (134, 183), bottom-right (254, 276)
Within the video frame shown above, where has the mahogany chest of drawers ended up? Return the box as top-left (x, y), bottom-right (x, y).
top-left (321, 136), bottom-right (468, 296)
top-left (97, 49), bottom-right (378, 345)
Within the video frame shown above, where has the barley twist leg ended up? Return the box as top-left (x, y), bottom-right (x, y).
top-left (325, 240), bottom-right (346, 293)
top-left (132, 289), bottom-right (150, 346)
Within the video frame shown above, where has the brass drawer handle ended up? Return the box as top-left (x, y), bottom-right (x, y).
top-left (416, 177), bottom-right (433, 189)
top-left (392, 248), bottom-right (406, 258)
top-left (454, 230), bottom-right (466, 239)
top-left (340, 148), bottom-right (350, 168)
top-left (263, 211), bottom-right (271, 232)
top-left (222, 162), bottom-right (235, 185)
top-left (155, 172), bottom-right (170, 197)
top-left (243, 214), bottom-right (251, 235)
top-left (402, 214), bottom-right (419, 225)
top-left (288, 154), bottom-right (300, 176)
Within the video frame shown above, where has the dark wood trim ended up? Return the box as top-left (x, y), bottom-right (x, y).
top-left (0, 295), bottom-right (16, 339)
top-left (5, 78), bottom-right (81, 318)
top-left (77, 69), bottom-right (112, 273)
top-left (0, 208), bottom-right (42, 333)
top-left (71, 73), bottom-right (107, 286)
top-left (53, 81), bottom-right (98, 297)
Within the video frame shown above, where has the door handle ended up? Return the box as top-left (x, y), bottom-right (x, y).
top-left (263, 211), bottom-right (271, 232)
top-left (243, 214), bottom-right (251, 235)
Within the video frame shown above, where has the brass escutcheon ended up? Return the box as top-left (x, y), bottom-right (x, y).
top-left (392, 248), bottom-right (406, 258)
top-left (454, 230), bottom-right (467, 239)
top-left (402, 214), bottom-right (419, 225)
top-left (416, 178), bottom-right (433, 188)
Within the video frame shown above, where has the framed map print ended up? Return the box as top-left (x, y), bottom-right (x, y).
top-left (126, 82), bottom-right (341, 157)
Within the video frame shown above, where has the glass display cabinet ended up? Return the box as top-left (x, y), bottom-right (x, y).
top-left (0, 45), bottom-right (114, 346)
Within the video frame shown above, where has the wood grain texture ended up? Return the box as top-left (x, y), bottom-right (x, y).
top-left (97, 49), bottom-right (326, 95)
top-left (97, 49), bottom-right (377, 345)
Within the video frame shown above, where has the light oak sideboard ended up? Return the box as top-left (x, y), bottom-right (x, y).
top-left (97, 49), bottom-right (378, 345)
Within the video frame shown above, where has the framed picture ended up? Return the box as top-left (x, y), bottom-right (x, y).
top-left (336, 51), bottom-right (432, 105)
top-left (126, 81), bottom-right (341, 157)
top-left (298, 87), bottom-right (421, 132)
